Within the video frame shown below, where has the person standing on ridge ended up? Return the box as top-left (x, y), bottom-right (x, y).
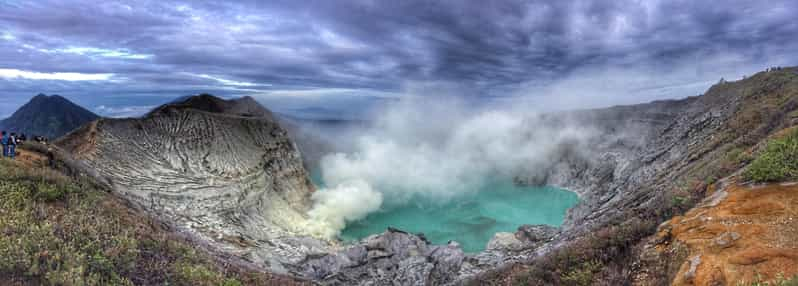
top-left (8, 132), bottom-right (17, 160)
top-left (1, 131), bottom-right (8, 157)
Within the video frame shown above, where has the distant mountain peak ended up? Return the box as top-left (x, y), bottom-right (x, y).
top-left (31, 94), bottom-right (71, 104)
top-left (0, 94), bottom-right (99, 138)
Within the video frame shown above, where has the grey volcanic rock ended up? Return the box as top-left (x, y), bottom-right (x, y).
top-left (516, 224), bottom-right (559, 244)
top-left (296, 228), bottom-right (465, 285)
top-left (485, 225), bottom-right (558, 252)
top-left (149, 93), bottom-right (276, 120)
top-left (544, 94), bottom-right (738, 234)
top-left (57, 94), bottom-right (328, 272)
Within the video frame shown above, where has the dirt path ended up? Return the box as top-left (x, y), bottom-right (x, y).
top-left (4, 144), bottom-right (49, 168)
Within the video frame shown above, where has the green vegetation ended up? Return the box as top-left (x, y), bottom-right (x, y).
top-left (737, 274), bottom-right (798, 286)
top-left (0, 156), bottom-right (298, 285)
top-left (670, 195), bottom-right (689, 209)
top-left (743, 129), bottom-right (798, 182)
top-left (560, 261), bottom-right (602, 286)
top-left (512, 218), bottom-right (656, 285)
top-left (172, 262), bottom-right (243, 286)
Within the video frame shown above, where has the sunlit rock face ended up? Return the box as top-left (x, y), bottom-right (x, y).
top-left (57, 94), bottom-right (326, 271)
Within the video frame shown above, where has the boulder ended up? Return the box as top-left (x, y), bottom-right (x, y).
top-left (486, 232), bottom-right (525, 251)
top-left (516, 224), bottom-right (559, 244)
top-left (301, 228), bottom-right (465, 285)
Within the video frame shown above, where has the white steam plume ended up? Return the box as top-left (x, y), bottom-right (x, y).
top-left (304, 96), bottom-right (595, 239)
top-left (303, 179), bottom-right (383, 238)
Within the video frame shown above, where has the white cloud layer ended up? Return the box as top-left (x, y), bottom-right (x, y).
top-left (94, 105), bottom-right (155, 118)
top-left (0, 68), bottom-right (113, 81)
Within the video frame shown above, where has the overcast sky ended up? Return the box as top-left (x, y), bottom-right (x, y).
top-left (1, 0), bottom-right (797, 118)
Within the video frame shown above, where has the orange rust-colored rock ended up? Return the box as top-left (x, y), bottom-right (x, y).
top-left (659, 183), bottom-right (798, 286)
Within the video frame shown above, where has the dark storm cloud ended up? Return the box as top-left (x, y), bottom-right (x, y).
top-left (0, 0), bottom-right (797, 116)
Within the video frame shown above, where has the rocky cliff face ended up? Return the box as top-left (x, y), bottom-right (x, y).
top-left (474, 68), bottom-right (798, 284)
top-left (57, 95), bottom-right (328, 272)
top-left (552, 68), bottom-right (798, 236)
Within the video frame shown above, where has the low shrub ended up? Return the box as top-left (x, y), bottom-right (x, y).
top-left (743, 129), bottom-right (798, 182)
top-left (513, 217), bottom-right (657, 285)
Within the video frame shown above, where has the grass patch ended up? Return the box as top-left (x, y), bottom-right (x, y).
top-left (0, 156), bottom-right (303, 285)
top-left (560, 260), bottom-right (602, 286)
top-left (671, 195), bottom-right (689, 209)
top-left (743, 129), bottom-right (798, 182)
top-left (172, 262), bottom-right (243, 286)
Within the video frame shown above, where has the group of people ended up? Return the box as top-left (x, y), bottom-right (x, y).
top-left (1, 131), bottom-right (20, 159)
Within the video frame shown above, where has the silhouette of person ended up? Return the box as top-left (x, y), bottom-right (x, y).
top-left (8, 132), bottom-right (17, 159)
top-left (1, 131), bottom-right (7, 157)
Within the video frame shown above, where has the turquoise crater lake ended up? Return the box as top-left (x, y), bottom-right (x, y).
top-left (311, 172), bottom-right (578, 253)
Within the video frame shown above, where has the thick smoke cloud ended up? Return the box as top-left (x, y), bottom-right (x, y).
top-left (304, 96), bottom-right (596, 238)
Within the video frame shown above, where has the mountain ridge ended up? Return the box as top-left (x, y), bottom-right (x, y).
top-left (148, 93), bottom-right (275, 120)
top-left (0, 94), bottom-right (99, 138)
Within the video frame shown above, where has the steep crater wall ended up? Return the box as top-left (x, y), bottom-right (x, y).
top-left (481, 68), bottom-right (798, 284)
top-left (57, 95), bottom-right (328, 272)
